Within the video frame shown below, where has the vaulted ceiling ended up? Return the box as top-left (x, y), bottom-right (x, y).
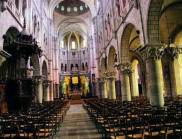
top-left (48, 0), bottom-right (98, 40)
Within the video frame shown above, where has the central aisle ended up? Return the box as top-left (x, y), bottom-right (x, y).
top-left (53, 104), bottom-right (102, 139)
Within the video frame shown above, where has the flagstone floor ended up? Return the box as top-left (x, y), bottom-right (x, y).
top-left (52, 104), bottom-right (102, 139)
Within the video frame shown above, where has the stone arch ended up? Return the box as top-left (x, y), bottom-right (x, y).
top-left (108, 46), bottom-right (116, 72)
top-left (160, 1), bottom-right (182, 97)
top-left (120, 23), bottom-right (142, 101)
top-left (160, 2), bottom-right (182, 44)
top-left (171, 24), bottom-right (182, 44)
top-left (120, 23), bottom-right (140, 63)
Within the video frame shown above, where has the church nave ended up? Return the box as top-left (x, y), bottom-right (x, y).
top-left (52, 104), bottom-right (102, 139)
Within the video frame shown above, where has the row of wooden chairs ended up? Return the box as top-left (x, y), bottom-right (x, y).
top-left (84, 96), bottom-right (182, 139)
top-left (0, 99), bottom-right (70, 138)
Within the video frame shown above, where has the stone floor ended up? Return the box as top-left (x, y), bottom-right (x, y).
top-left (51, 104), bottom-right (102, 139)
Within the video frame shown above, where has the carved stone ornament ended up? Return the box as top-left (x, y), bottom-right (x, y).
top-left (33, 76), bottom-right (42, 85)
top-left (146, 46), bottom-right (164, 60)
top-left (98, 77), bottom-right (105, 84)
top-left (43, 80), bottom-right (50, 87)
top-left (104, 71), bottom-right (116, 79)
top-left (118, 63), bottom-right (133, 75)
top-left (165, 45), bottom-right (182, 60)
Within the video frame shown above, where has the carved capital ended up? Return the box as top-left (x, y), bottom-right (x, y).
top-left (118, 63), bottom-right (133, 75)
top-left (165, 45), bottom-right (182, 60)
top-left (43, 80), bottom-right (50, 87)
top-left (146, 46), bottom-right (164, 60)
top-left (33, 76), bottom-right (42, 85)
top-left (104, 71), bottom-right (116, 79)
top-left (98, 77), bottom-right (105, 84)
top-left (140, 44), bottom-right (164, 60)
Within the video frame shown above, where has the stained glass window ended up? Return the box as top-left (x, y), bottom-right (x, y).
top-left (72, 41), bottom-right (76, 49)
top-left (67, 7), bottom-right (71, 12)
top-left (74, 7), bottom-right (78, 12)
top-left (80, 6), bottom-right (83, 11)
top-left (61, 6), bottom-right (64, 11)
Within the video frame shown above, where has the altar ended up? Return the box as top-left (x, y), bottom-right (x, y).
top-left (70, 90), bottom-right (81, 100)
top-left (62, 75), bottom-right (90, 99)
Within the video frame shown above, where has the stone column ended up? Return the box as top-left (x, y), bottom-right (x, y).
top-left (103, 78), bottom-right (108, 98)
top-left (105, 72), bottom-right (116, 99)
top-left (165, 46), bottom-right (182, 96)
top-left (99, 77), bottom-right (108, 98)
top-left (119, 63), bottom-right (132, 102)
top-left (34, 76), bottom-right (43, 103)
top-left (146, 45), bottom-right (164, 107)
top-left (43, 80), bottom-right (50, 101)
top-left (98, 78), bottom-right (103, 98)
top-left (56, 84), bottom-right (60, 98)
top-left (50, 81), bottom-right (54, 101)
top-left (131, 69), bottom-right (139, 97)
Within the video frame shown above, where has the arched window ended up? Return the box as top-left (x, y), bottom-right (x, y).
top-left (67, 7), bottom-right (71, 12)
top-left (61, 64), bottom-right (64, 71)
top-left (80, 6), bottom-right (83, 11)
top-left (65, 64), bottom-right (67, 72)
top-left (72, 41), bottom-right (76, 49)
top-left (82, 63), bottom-right (85, 71)
top-left (76, 64), bottom-right (78, 70)
top-left (73, 7), bottom-right (78, 12)
top-left (61, 40), bottom-right (64, 48)
top-left (85, 62), bottom-right (88, 72)
top-left (71, 64), bottom-right (73, 71)
top-left (61, 6), bottom-right (64, 11)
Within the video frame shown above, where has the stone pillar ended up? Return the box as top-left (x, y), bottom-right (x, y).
top-left (131, 69), bottom-right (139, 97)
top-left (105, 72), bottom-right (116, 99)
top-left (165, 46), bottom-right (182, 96)
top-left (56, 84), bottom-right (60, 98)
top-left (103, 78), bottom-right (108, 98)
top-left (50, 81), bottom-right (54, 101)
top-left (119, 63), bottom-right (132, 101)
top-left (43, 80), bottom-right (50, 101)
top-left (98, 78), bottom-right (103, 98)
top-left (34, 76), bottom-right (43, 103)
top-left (99, 77), bottom-right (108, 98)
top-left (146, 45), bottom-right (164, 107)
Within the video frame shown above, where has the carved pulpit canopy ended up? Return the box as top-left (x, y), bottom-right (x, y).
top-left (3, 23), bottom-right (42, 61)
